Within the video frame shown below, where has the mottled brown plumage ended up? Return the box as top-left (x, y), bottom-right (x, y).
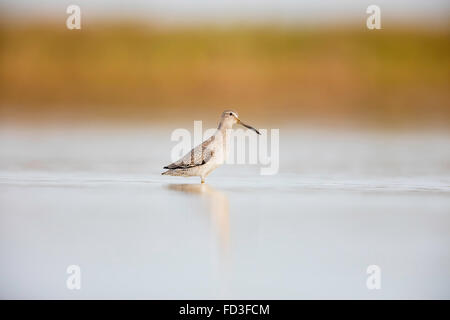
top-left (162, 110), bottom-right (260, 183)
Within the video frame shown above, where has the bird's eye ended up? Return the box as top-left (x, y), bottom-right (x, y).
top-left (229, 113), bottom-right (233, 116)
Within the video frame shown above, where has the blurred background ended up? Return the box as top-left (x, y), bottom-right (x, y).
top-left (0, 0), bottom-right (449, 127)
top-left (0, 1), bottom-right (449, 299)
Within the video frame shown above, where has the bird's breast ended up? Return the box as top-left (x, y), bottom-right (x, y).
top-left (211, 135), bottom-right (228, 165)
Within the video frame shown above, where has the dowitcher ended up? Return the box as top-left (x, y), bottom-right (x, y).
top-left (162, 110), bottom-right (260, 183)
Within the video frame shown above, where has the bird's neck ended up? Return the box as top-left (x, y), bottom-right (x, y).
top-left (217, 121), bottom-right (233, 132)
top-left (215, 122), bottom-right (231, 147)
top-left (216, 126), bottom-right (227, 138)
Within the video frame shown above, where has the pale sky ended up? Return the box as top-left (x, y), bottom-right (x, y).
top-left (1, 0), bottom-right (449, 26)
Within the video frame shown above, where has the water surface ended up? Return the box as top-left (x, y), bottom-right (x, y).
top-left (0, 126), bottom-right (449, 299)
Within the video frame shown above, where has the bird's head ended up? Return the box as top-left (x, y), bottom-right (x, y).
top-left (219, 110), bottom-right (260, 134)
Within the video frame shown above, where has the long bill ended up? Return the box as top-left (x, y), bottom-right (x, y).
top-left (237, 119), bottom-right (261, 135)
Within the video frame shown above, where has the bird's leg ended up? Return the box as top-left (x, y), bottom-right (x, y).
top-left (201, 177), bottom-right (205, 184)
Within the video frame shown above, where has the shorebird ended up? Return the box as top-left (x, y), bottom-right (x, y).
top-left (162, 110), bottom-right (260, 183)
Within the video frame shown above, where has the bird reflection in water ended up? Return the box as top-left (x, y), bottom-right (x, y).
top-left (167, 183), bottom-right (231, 296)
top-left (167, 183), bottom-right (230, 257)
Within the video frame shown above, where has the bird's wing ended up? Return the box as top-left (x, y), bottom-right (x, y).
top-left (164, 136), bottom-right (215, 169)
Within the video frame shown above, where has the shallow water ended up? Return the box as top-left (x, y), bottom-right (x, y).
top-left (0, 126), bottom-right (449, 299)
